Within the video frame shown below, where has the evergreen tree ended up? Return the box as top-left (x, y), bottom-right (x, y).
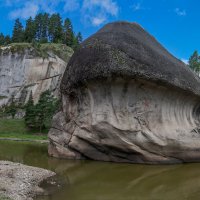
top-left (25, 90), bottom-right (59, 132)
top-left (189, 51), bottom-right (200, 74)
top-left (72, 32), bottom-right (83, 50)
top-left (24, 92), bottom-right (35, 128)
top-left (34, 92), bottom-right (47, 132)
top-left (49, 13), bottom-right (63, 43)
top-left (76, 32), bottom-right (82, 44)
top-left (63, 18), bottom-right (74, 47)
top-left (12, 18), bottom-right (24, 42)
top-left (5, 95), bottom-right (17, 119)
top-left (0, 34), bottom-right (11, 45)
top-left (4, 35), bottom-right (11, 45)
top-left (0, 33), bottom-right (5, 45)
top-left (41, 13), bottom-right (49, 43)
top-left (24, 17), bottom-right (36, 43)
top-left (35, 90), bottom-right (54, 132)
top-left (2, 12), bottom-right (82, 47)
top-left (35, 14), bottom-right (42, 41)
top-left (35, 13), bottom-right (49, 42)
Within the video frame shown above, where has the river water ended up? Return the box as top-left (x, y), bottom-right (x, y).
top-left (0, 140), bottom-right (200, 200)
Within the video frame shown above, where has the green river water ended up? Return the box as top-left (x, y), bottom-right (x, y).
top-left (0, 140), bottom-right (200, 200)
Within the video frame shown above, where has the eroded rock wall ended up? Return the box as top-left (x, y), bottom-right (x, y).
top-left (48, 78), bottom-right (200, 164)
top-left (0, 46), bottom-right (73, 106)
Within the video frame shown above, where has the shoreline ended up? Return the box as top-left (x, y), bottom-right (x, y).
top-left (0, 137), bottom-right (48, 144)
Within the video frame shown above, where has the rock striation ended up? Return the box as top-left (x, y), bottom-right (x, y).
top-left (48, 22), bottom-right (200, 164)
top-left (0, 44), bottom-right (73, 107)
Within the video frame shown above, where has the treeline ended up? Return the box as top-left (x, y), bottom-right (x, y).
top-left (0, 90), bottom-right (59, 133)
top-left (0, 13), bottom-right (82, 49)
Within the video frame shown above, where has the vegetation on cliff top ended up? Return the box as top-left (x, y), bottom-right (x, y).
top-left (0, 42), bottom-right (73, 62)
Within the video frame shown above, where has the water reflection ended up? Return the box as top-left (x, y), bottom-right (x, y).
top-left (0, 141), bottom-right (200, 200)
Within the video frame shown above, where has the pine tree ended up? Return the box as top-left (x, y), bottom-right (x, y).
top-left (63, 18), bottom-right (74, 47)
top-left (34, 92), bottom-right (47, 132)
top-left (26, 90), bottom-right (58, 132)
top-left (12, 18), bottom-right (24, 42)
top-left (0, 33), bottom-right (5, 45)
top-left (8, 13), bottom-right (82, 46)
top-left (24, 17), bottom-right (36, 43)
top-left (35, 13), bottom-right (49, 42)
top-left (25, 92), bottom-right (35, 128)
top-left (4, 35), bottom-right (11, 45)
top-left (49, 13), bottom-right (63, 43)
top-left (72, 32), bottom-right (83, 50)
top-left (189, 51), bottom-right (200, 74)
top-left (6, 95), bottom-right (17, 119)
top-left (76, 32), bottom-right (82, 44)
top-left (34, 14), bottom-right (42, 41)
top-left (41, 13), bottom-right (49, 43)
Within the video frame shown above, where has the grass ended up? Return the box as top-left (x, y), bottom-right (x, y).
top-left (0, 119), bottom-right (48, 140)
top-left (0, 96), bottom-right (7, 100)
top-left (40, 43), bottom-right (74, 62)
top-left (0, 43), bottom-right (74, 62)
top-left (0, 195), bottom-right (11, 200)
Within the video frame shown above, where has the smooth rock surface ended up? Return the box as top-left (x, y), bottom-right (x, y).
top-left (48, 22), bottom-right (200, 164)
top-left (0, 161), bottom-right (55, 200)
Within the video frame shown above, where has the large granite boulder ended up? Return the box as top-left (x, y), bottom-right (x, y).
top-left (48, 21), bottom-right (200, 164)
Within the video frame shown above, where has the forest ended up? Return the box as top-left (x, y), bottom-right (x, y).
top-left (0, 13), bottom-right (82, 50)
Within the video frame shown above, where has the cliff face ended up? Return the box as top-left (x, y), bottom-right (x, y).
top-left (49, 22), bottom-right (200, 164)
top-left (0, 44), bottom-right (73, 106)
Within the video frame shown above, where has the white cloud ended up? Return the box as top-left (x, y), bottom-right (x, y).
top-left (64, 0), bottom-right (80, 12)
top-left (132, 3), bottom-right (141, 11)
top-left (92, 16), bottom-right (106, 26)
top-left (9, 1), bottom-right (39, 19)
top-left (83, 0), bottom-right (118, 16)
top-left (181, 59), bottom-right (189, 64)
top-left (175, 8), bottom-right (186, 16)
top-left (131, 2), bottom-right (150, 12)
top-left (5, 0), bottom-right (119, 27)
top-left (36, 0), bottom-right (61, 14)
top-left (5, 0), bottom-right (22, 6)
top-left (82, 0), bottom-right (119, 26)
top-left (6, 0), bottom-right (69, 17)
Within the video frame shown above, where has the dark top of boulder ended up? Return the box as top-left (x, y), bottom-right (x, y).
top-left (61, 21), bottom-right (200, 96)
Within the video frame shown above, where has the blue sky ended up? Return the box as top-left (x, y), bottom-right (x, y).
top-left (0, 0), bottom-right (199, 62)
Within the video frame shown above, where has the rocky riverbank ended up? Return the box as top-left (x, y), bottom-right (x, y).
top-left (0, 161), bottom-right (56, 200)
